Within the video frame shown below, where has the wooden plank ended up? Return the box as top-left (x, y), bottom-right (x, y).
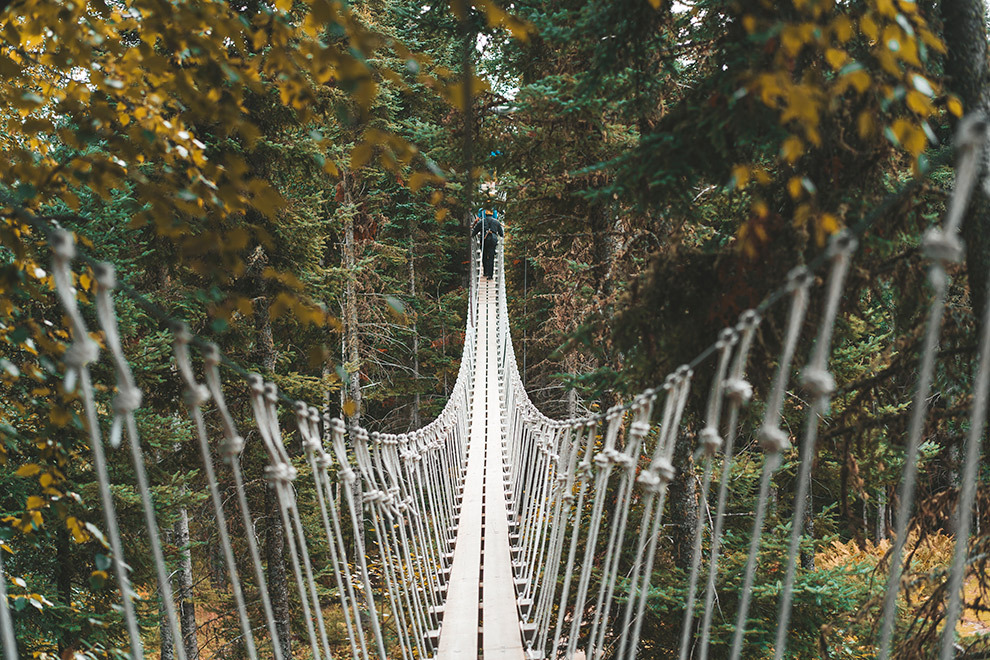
top-left (437, 280), bottom-right (525, 660)
top-left (435, 282), bottom-right (489, 660)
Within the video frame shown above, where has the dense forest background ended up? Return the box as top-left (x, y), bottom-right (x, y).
top-left (2, 0), bottom-right (990, 658)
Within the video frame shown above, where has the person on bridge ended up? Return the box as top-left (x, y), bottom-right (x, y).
top-left (471, 209), bottom-right (504, 280)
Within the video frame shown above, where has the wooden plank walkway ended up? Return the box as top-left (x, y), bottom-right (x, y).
top-left (436, 278), bottom-right (525, 660)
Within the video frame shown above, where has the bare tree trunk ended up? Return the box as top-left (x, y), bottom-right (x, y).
top-left (265, 485), bottom-right (292, 659)
top-left (943, 0), bottom-right (990, 457)
top-left (159, 522), bottom-right (175, 660)
top-left (342, 175), bottom-right (362, 425)
top-left (801, 477), bottom-right (815, 570)
top-left (876, 487), bottom-right (888, 543)
top-left (251, 252), bottom-right (290, 658)
top-left (160, 591), bottom-right (175, 660)
top-left (669, 430), bottom-right (698, 569)
top-left (410, 234), bottom-right (421, 430)
top-left (175, 508), bottom-right (199, 660)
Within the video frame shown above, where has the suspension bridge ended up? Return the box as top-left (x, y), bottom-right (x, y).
top-left (2, 118), bottom-right (990, 660)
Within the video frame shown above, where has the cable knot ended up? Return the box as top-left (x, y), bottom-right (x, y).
top-left (184, 383), bottom-right (210, 407)
top-left (758, 426), bottom-right (791, 453)
top-left (698, 426), bottom-right (722, 454)
top-left (51, 229), bottom-right (76, 260)
top-left (203, 342), bottom-right (221, 367)
top-left (737, 309), bottom-right (761, 330)
top-left (174, 323), bottom-right (193, 345)
top-left (64, 337), bottom-right (100, 370)
top-left (716, 327), bottom-right (738, 350)
top-left (112, 384), bottom-right (142, 415)
top-left (315, 452), bottom-right (332, 469)
top-left (302, 437), bottom-right (321, 456)
top-left (220, 435), bottom-right (245, 458)
top-left (594, 447), bottom-right (621, 468)
top-left (248, 373), bottom-right (265, 394)
top-left (787, 266), bottom-right (813, 291)
top-left (826, 229), bottom-right (858, 259)
top-left (629, 420), bottom-right (651, 440)
top-left (724, 378), bottom-right (753, 405)
top-left (93, 262), bottom-right (117, 289)
top-left (263, 382), bottom-right (278, 404)
top-left (265, 463), bottom-right (296, 484)
top-left (636, 470), bottom-right (662, 492)
top-left (339, 467), bottom-right (357, 484)
top-left (922, 227), bottom-right (963, 264)
top-left (577, 460), bottom-right (593, 479)
top-left (801, 366), bottom-right (835, 399)
top-left (613, 453), bottom-right (636, 470)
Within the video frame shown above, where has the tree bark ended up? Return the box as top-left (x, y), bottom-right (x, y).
top-left (943, 0), bottom-right (990, 458)
top-left (409, 234), bottom-right (422, 431)
top-left (251, 251), bottom-right (290, 657)
top-left (801, 482), bottom-right (815, 570)
top-left (175, 508), bottom-right (199, 660)
top-left (265, 484), bottom-right (292, 660)
top-left (160, 593), bottom-right (175, 660)
top-left (669, 429), bottom-right (698, 569)
top-left (342, 173), bottom-right (362, 426)
top-left (55, 527), bottom-right (73, 654)
top-left (159, 524), bottom-right (175, 660)
top-left (943, 0), bottom-right (990, 325)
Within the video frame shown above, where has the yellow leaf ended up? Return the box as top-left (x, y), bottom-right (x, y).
top-left (904, 126), bottom-right (927, 156)
top-left (408, 171), bottom-right (440, 192)
top-left (15, 464), bottom-right (41, 477)
top-left (846, 69), bottom-right (871, 94)
top-left (948, 96), bottom-right (964, 118)
top-left (50, 403), bottom-right (73, 425)
top-left (858, 111), bottom-right (875, 139)
top-left (831, 15), bottom-right (853, 43)
top-left (342, 399), bottom-right (357, 417)
top-left (39, 473), bottom-right (54, 489)
top-left (825, 48), bottom-right (847, 71)
top-left (742, 15), bottom-right (756, 34)
top-left (781, 135), bottom-right (804, 164)
top-left (79, 273), bottom-right (92, 291)
top-left (820, 213), bottom-right (840, 235)
top-left (731, 164), bottom-right (750, 190)
top-left (26, 495), bottom-right (44, 510)
top-left (861, 15), bottom-right (879, 41)
top-left (66, 516), bottom-right (89, 543)
top-left (906, 90), bottom-right (933, 117)
top-left (787, 176), bottom-right (803, 200)
top-left (350, 143), bottom-right (374, 170)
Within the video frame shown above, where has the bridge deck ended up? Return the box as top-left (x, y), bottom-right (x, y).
top-left (436, 279), bottom-right (525, 660)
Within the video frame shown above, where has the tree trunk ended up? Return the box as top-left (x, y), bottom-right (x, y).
top-left (55, 527), bottom-right (73, 654)
top-left (160, 595), bottom-right (175, 660)
top-left (160, 524), bottom-right (175, 660)
top-left (801, 480), bottom-right (815, 570)
top-left (265, 485), bottom-right (292, 660)
top-left (409, 233), bottom-right (421, 431)
top-left (251, 254), bottom-right (290, 657)
top-left (876, 487), bottom-right (888, 543)
top-left (669, 429), bottom-right (698, 569)
top-left (342, 174), bottom-right (362, 426)
top-left (942, 0), bottom-right (990, 456)
top-left (176, 508), bottom-right (199, 660)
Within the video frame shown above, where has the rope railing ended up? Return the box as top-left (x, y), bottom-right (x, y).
top-left (2, 114), bottom-right (989, 660)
